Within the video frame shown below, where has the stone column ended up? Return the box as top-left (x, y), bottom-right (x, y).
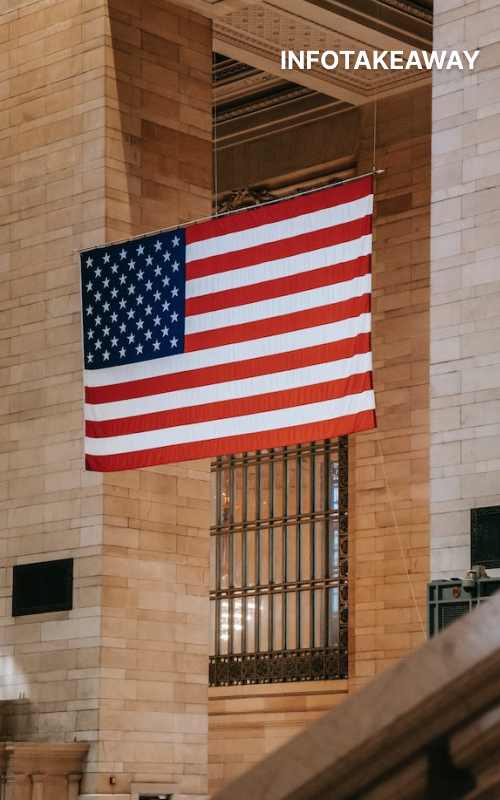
top-left (0, 1), bottom-right (212, 797)
top-left (30, 774), bottom-right (44, 800)
top-left (430, 0), bottom-right (500, 578)
top-left (67, 774), bottom-right (82, 800)
top-left (3, 774), bottom-right (17, 800)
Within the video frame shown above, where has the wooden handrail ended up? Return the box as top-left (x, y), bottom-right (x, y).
top-left (212, 591), bottom-right (500, 799)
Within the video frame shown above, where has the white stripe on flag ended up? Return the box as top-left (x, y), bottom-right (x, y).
top-left (85, 313), bottom-right (372, 388)
top-left (85, 352), bottom-right (373, 421)
top-left (186, 235), bottom-right (372, 298)
top-left (185, 275), bottom-right (371, 334)
top-left (186, 195), bottom-right (374, 262)
top-left (85, 390), bottom-right (376, 455)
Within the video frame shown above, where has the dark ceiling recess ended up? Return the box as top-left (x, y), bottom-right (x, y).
top-left (333, 0), bottom-right (432, 17)
top-left (382, 0), bottom-right (433, 14)
top-left (213, 55), bottom-right (314, 119)
top-left (410, 0), bottom-right (432, 9)
top-left (212, 53), bottom-right (345, 149)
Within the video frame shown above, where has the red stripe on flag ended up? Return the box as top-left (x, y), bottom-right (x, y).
top-left (85, 408), bottom-right (376, 471)
top-left (184, 295), bottom-right (370, 352)
top-left (186, 216), bottom-right (371, 280)
top-left (86, 372), bottom-right (373, 438)
top-left (186, 176), bottom-right (373, 245)
top-left (186, 257), bottom-right (370, 317)
top-left (85, 333), bottom-right (371, 405)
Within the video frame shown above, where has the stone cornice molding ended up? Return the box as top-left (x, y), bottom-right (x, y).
top-left (0, 742), bottom-right (89, 774)
top-left (178, 0), bottom-right (433, 105)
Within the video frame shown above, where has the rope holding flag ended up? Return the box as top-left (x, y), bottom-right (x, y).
top-left (81, 175), bottom-right (376, 472)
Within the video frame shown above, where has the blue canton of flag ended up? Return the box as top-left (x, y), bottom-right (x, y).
top-left (81, 229), bottom-right (186, 370)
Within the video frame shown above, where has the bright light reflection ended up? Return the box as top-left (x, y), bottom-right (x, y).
top-left (220, 598), bottom-right (256, 641)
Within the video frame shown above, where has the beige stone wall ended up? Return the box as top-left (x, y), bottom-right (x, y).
top-left (0, 1), bottom-right (212, 797)
top-left (352, 89), bottom-right (430, 685)
top-left (431, 0), bottom-right (500, 578)
top-left (94, 2), bottom-right (212, 795)
top-left (0, 0), bottom-right (109, 744)
top-left (209, 86), bottom-right (431, 793)
top-left (209, 681), bottom-right (349, 790)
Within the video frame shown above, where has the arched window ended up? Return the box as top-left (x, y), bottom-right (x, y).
top-left (209, 438), bottom-right (348, 685)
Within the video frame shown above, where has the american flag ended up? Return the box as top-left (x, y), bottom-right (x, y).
top-left (81, 176), bottom-right (376, 471)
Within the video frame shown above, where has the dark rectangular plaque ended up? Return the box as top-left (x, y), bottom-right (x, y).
top-left (471, 507), bottom-right (500, 569)
top-left (12, 559), bottom-right (73, 617)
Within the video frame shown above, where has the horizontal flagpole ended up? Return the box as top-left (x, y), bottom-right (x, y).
top-left (77, 168), bottom-right (385, 255)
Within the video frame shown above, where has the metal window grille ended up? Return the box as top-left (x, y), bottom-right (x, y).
top-left (209, 437), bottom-right (348, 686)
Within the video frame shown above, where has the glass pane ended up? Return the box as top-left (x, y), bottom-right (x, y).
top-left (300, 591), bottom-right (311, 649)
top-left (328, 586), bottom-right (339, 646)
top-left (301, 451), bottom-right (312, 514)
top-left (211, 470), bottom-right (218, 526)
top-left (210, 535), bottom-right (216, 592)
top-left (330, 459), bottom-right (339, 511)
top-left (234, 465), bottom-right (243, 524)
top-left (286, 525), bottom-right (296, 583)
top-left (232, 597), bottom-right (242, 654)
top-left (259, 594), bottom-right (269, 652)
top-left (260, 459), bottom-right (270, 519)
top-left (273, 526), bottom-right (283, 584)
top-left (241, 596), bottom-right (248, 653)
top-left (314, 589), bottom-right (325, 648)
top-left (219, 532), bottom-right (229, 589)
top-left (274, 458), bottom-right (284, 519)
top-left (259, 527), bottom-right (269, 585)
top-left (255, 456), bottom-right (261, 521)
top-left (273, 593), bottom-right (283, 651)
top-left (247, 463), bottom-right (257, 523)
top-left (328, 517), bottom-right (340, 577)
top-left (222, 465), bottom-right (231, 524)
top-left (300, 523), bottom-right (311, 581)
top-left (314, 521), bottom-right (326, 580)
top-left (246, 528), bottom-right (256, 586)
top-left (311, 447), bottom-right (317, 515)
top-left (246, 596), bottom-right (256, 652)
top-left (287, 457), bottom-right (297, 516)
top-left (315, 454), bottom-right (325, 513)
top-left (233, 530), bottom-right (242, 588)
top-left (219, 599), bottom-right (229, 655)
top-left (286, 592), bottom-right (296, 650)
top-left (268, 455), bottom-right (276, 519)
top-left (210, 601), bottom-right (216, 655)
top-left (268, 526), bottom-right (275, 584)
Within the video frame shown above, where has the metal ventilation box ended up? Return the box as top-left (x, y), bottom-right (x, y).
top-left (428, 577), bottom-right (500, 637)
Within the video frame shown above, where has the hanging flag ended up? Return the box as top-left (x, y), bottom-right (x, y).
top-left (81, 175), bottom-right (376, 471)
